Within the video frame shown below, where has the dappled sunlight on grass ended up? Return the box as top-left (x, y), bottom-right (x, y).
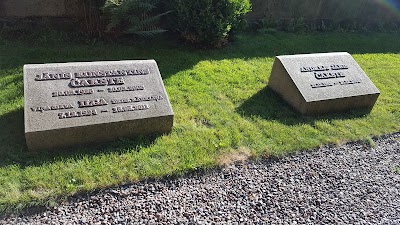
top-left (0, 32), bottom-right (400, 213)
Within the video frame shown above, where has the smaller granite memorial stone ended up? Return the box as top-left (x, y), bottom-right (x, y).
top-left (24, 60), bottom-right (174, 150)
top-left (268, 52), bottom-right (380, 115)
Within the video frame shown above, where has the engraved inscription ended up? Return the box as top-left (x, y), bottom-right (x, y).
top-left (58, 109), bottom-right (98, 119)
top-left (301, 66), bottom-right (329, 73)
top-left (31, 104), bottom-right (74, 113)
top-left (107, 85), bottom-right (145, 93)
top-left (35, 72), bottom-right (72, 81)
top-left (311, 80), bottom-right (361, 89)
top-left (35, 69), bottom-right (150, 82)
top-left (330, 64), bottom-right (349, 70)
top-left (300, 64), bottom-right (353, 88)
top-left (314, 71), bottom-right (345, 79)
top-left (301, 64), bottom-right (349, 73)
top-left (74, 69), bottom-right (150, 78)
top-left (70, 77), bottom-right (125, 88)
top-left (52, 89), bottom-right (94, 97)
top-left (31, 66), bottom-right (157, 119)
top-left (111, 95), bottom-right (163, 105)
top-left (78, 98), bottom-right (108, 108)
top-left (112, 104), bottom-right (150, 113)
top-left (338, 80), bottom-right (361, 85)
top-left (310, 82), bottom-right (333, 88)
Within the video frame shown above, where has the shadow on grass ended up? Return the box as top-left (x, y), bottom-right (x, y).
top-left (236, 86), bottom-right (371, 126)
top-left (1, 32), bottom-right (400, 80)
top-left (0, 108), bottom-right (161, 169)
top-left (0, 32), bottom-right (395, 168)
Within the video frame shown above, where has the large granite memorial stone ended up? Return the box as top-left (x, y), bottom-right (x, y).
top-left (268, 52), bottom-right (380, 115)
top-left (24, 60), bottom-right (174, 150)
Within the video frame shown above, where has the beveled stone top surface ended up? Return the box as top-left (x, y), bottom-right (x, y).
top-left (276, 52), bottom-right (380, 102)
top-left (24, 60), bottom-right (174, 133)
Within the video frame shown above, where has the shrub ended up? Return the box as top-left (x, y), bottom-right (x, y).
top-left (170, 0), bottom-right (251, 47)
top-left (102, 0), bottom-right (170, 38)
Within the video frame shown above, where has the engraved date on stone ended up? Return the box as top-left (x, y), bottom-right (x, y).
top-left (31, 104), bottom-right (73, 113)
top-left (58, 109), bottom-right (98, 119)
top-left (112, 104), bottom-right (150, 113)
top-left (338, 80), bottom-right (361, 85)
top-left (107, 85), bottom-right (145, 93)
top-left (310, 82), bottom-right (333, 88)
top-left (311, 80), bottom-right (361, 88)
top-left (78, 98), bottom-right (108, 108)
top-left (52, 89), bottom-right (94, 97)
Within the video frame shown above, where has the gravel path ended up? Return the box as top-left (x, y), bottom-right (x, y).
top-left (1, 133), bottom-right (399, 224)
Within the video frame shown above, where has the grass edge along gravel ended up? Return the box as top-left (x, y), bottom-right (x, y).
top-left (0, 32), bottom-right (400, 214)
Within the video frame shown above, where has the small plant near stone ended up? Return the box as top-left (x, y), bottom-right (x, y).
top-left (361, 137), bottom-right (377, 148)
top-left (395, 167), bottom-right (400, 174)
top-left (102, 0), bottom-right (170, 38)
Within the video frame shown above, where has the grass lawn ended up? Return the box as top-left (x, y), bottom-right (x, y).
top-left (0, 31), bottom-right (400, 213)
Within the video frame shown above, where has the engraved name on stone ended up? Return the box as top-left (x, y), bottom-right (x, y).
top-left (300, 64), bottom-right (349, 73)
top-left (35, 72), bottom-right (72, 81)
top-left (31, 68), bottom-right (163, 120)
top-left (34, 68), bottom-right (151, 89)
top-left (299, 64), bottom-right (360, 88)
top-left (31, 68), bottom-right (155, 120)
top-left (31, 103), bottom-right (74, 112)
top-left (74, 69), bottom-right (150, 78)
top-left (268, 53), bottom-right (380, 115)
top-left (69, 77), bottom-right (125, 88)
top-left (78, 98), bottom-right (109, 108)
top-left (110, 95), bottom-right (164, 105)
top-left (25, 60), bottom-right (174, 150)
top-left (35, 69), bottom-right (150, 81)
top-left (314, 71), bottom-right (346, 79)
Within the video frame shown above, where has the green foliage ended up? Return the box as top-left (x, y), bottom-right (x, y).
top-left (170, 0), bottom-right (251, 47)
top-left (361, 136), bottom-right (376, 148)
top-left (395, 166), bottom-right (400, 175)
top-left (102, 0), bottom-right (170, 38)
top-left (287, 17), bottom-right (306, 33)
top-left (252, 18), bottom-right (400, 34)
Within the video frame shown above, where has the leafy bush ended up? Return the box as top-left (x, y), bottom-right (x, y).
top-left (170, 0), bottom-right (251, 47)
top-left (251, 17), bottom-right (400, 34)
top-left (102, 0), bottom-right (170, 38)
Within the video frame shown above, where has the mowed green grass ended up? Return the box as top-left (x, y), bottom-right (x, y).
top-left (0, 32), bottom-right (399, 213)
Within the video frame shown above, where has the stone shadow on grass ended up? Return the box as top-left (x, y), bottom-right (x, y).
top-left (236, 86), bottom-right (372, 126)
top-left (0, 108), bottom-right (162, 169)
